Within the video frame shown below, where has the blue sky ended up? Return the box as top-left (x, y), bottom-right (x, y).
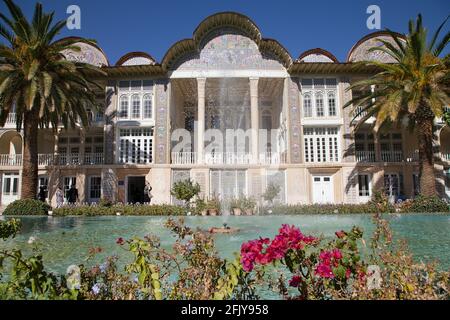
top-left (2, 0), bottom-right (449, 64)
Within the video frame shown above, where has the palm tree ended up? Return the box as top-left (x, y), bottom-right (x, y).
top-left (0, 0), bottom-right (105, 199)
top-left (346, 14), bottom-right (449, 197)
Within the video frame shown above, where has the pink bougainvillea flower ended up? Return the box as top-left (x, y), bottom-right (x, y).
top-left (315, 263), bottom-right (334, 279)
top-left (335, 231), bottom-right (346, 239)
top-left (116, 237), bottom-right (125, 245)
top-left (289, 275), bottom-right (302, 287)
top-left (346, 268), bottom-right (352, 279)
top-left (240, 225), bottom-right (318, 272)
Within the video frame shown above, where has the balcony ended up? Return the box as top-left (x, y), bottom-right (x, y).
top-left (381, 151), bottom-right (404, 162)
top-left (171, 152), bottom-right (287, 165)
top-left (0, 153), bottom-right (105, 167)
top-left (355, 151), bottom-right (376, 163)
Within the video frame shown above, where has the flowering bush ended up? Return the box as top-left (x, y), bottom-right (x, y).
top-left (240, 224), bottom-right (367, 299)
top-left (0, 215), bottom-right (448, 300)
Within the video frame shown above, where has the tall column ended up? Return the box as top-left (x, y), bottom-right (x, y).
top-left (197, 78), bottom-right (206, 164)
top-left (250, 77), bottom-right (260, 164)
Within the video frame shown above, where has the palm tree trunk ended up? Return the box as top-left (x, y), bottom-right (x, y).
top-left (417, 116), bottom-right (437, 197)
top-left (21, 109), bottom-right (39, 200)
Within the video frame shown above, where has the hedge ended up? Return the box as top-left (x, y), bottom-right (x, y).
top-left (52, 204), bottom-right (185, 217)
top-left (3, 199), bottom-right (51, 216)
top-left (261, 196), bottom-right (450, 215)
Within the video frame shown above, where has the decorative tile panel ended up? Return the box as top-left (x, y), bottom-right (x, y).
top-left (288, 78), bottom-right (301, 163)
top-left (155, 80), bottom-right (169, 164)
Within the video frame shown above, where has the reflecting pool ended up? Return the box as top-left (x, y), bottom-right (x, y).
top-left (1, 214), bottom-right (450, 274)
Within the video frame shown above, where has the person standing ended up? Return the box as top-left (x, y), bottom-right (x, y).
top-left (38, 186), bottom-right (47, 203)
top-left (56, 186), bottom-right (64, 208)
top-left (67, 185), bottom-right (79, 205)
top-left (144, 182), bottom-right (153, 204)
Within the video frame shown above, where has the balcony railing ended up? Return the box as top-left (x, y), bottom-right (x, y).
top-left (355, 151), bottom-right (376, 163)
top-left (0, 153), bottom-right (105, 167)
top-left (381, 150), bottom-right (404, 162)
top-left (171, 152), bottom-right (287, 165)
top-left (0, 154), bottom-right (22, 166)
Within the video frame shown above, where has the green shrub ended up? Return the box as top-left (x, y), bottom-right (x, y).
top-left (3, 199), bottom-right (51, 216)
top-left (261, 203), bottom-right (384, 215)
top-left (170, 179), bottom-right (201, 207)
top-left (263, 183), bottom-right (281, 205)
top-left (52, 204), bottom-right (185, 217)
top-left (401, 195), bottom-right (450, 213)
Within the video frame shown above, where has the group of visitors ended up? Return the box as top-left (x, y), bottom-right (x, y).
top-left (38, 182), bottom-right (153, 208)
top-left (38, 185), bottom-right (78, 208)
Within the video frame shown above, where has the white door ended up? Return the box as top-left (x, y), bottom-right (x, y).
top-left (2, 173), bottom-right (20, 205)
top-left (313, 176), bottom-right (334, 204)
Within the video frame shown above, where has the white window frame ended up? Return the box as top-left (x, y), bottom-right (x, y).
top-left (117, 127), bottom-right (154, 165)
top-left (358, 174), bottom-right (372, 199)
top-left (117, 80), bottom-right (155, 121)
top-left (301, 78), bottom-right (339, 118)
top-left (88, 176), bottom-right (102, 203)
top-left (209, 170), bottom-right (248, 200)
top-left (303, 127), bottom-right (341, 163)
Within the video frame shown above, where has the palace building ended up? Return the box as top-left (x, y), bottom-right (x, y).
top-left (0, 12), bottom-right (449, 207)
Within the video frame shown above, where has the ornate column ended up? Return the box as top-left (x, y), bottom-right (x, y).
top-left (79, 128), bottom-right (86, 165)
top-left (197, 78), bottom-right (206, 164)
top-left (250, 77), bottom-right (259, 164)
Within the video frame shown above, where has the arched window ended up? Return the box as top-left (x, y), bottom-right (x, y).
top-left (119, 95), bottom-right (129, 119)
top-left (316, 92), bottom-right (324, 117)
top-left (143, 94), bottom-right (152, 119)
top-left (131, 94), bottom-right (141, 119)
top-left (303, 94), bottom-right (312, 118)
top-left (328, 92), bottom-right (336, 116)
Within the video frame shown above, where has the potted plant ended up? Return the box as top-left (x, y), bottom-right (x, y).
top-left (206, 197), bottom-right (221, 216)
top-left (230, 198), bottom-right (242, 216)
top-left (195, 198), bottom-right (208, 216)
top-left (242, 196), bottom-right (257, 216)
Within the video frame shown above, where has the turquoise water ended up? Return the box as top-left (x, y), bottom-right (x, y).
top-left (1, 214), bottom-right (450, 275)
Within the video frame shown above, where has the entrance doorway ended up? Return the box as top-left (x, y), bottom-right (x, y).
top-left (127, 176), bottom-right (147, 204)
top-left (2, 173), bottom-right (20, 205)
top-left (312, 175), bottom-right (334, 204)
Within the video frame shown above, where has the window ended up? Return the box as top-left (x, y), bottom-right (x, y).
top-left (445, 170), bottom-right (450, 195)
top-left (316, 93), bottom-right (324, 117)
top-left (89, 177), bottom-right (102, 201)
top-left (210, 170), bottom-right (247, 200)
top-left (301, 78), bottom-right (338, 118)
top-left (131, 95), bottom-right (141, 119)
top-left (380, 133), bottom-right (403, 162)
top-left (384, 174), bottom-right (404, 197)
top-left (119, 96), bottom-right (129, 119)
top-left (303, 94), bottom-right (312, 117)
top-left (143, 94), bottom-right (152, 119)
top-left (358, 174), bottom-right (371, 197)
top-left (118, 80), bottom-right (153, 120)
top-left (304, 127), bottom-right (340, 163)
top-left (119, 128), bottom-right (153, 164)
top-left (328, 92), bottom-right (336, 116)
